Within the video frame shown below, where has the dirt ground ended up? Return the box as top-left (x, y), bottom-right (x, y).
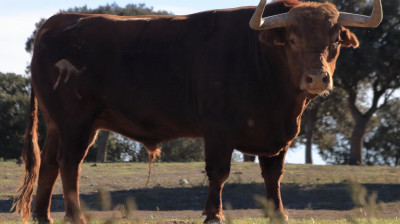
top-left (2, 162), bottom-right (400, 222)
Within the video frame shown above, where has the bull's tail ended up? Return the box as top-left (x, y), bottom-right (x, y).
top-left (11, 88), bottom-right (41, 223)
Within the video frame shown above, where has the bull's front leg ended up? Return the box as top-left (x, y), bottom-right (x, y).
top-left (203, 136), bottom-right (234, 223)
top-left (258, 149), bottom-right (288, 220)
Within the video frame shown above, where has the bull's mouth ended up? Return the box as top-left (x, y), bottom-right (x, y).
top-left (303, 88), bottom-right (332, 97)
top-left (300, 72), bottom-right (333, 96)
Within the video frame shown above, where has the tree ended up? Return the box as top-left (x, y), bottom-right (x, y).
top-left (159, 138), bottom-right (204, 162)
top-left (0, 73), bottom-right (30, 160)
top-left (243, 154), bottom-right (256, 162)
top-left (88, 137), bottom-right (205, 163)
top-left (297, 88), bottom-right (354, 164)
top-left (96, 131), bottom-right (110, 162)
top-left (365, 99), bottom-right (400, 166)
top-left (333, 0), bottom-right (400, 165)
top-left (85, 133), bottom-right (147, 162)
top-left (301, 100), bottom-right (320, 164)
top-left (307, 0), bottom-right (400, 166)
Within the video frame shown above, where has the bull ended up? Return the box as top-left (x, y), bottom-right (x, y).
top-left (13, 0), bottom-right (382, 223)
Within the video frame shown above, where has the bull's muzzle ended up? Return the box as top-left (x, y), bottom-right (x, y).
top-left (300, 71), bottom-right (332, 95)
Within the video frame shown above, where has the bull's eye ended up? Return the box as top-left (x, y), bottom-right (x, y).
top-left (290, 39), bottom-right (295, 45)
top-left (332, 38), bottom-right (340, 47)
top-left (335, 38), bottom-right (340, 44)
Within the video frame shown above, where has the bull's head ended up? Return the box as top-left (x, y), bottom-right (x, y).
top-left (249, 0), bottom-right (382, 96)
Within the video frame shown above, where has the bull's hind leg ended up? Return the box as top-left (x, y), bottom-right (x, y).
top-left (32, 126), bottom-right (60, 223)
top-left (203, 135), bottom-right (234, 223)
top-left (258, 150), bottom-right (288, 220)
top-left (57, 124), bottom-right (97, 224)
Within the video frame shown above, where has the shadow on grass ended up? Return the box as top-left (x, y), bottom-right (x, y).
top-left (2, 183), bottom-right (400, 213)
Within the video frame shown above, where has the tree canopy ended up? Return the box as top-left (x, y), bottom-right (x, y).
top-left (0, 73), bottom-right (30, 160)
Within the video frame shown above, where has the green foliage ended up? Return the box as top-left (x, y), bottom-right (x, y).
top-left (159, 138), bottom-right (204, 162)
top-left (365, 99), bottom-right (400, 166)
top-left (86, 133), bottom-right (147, 162)
top-left (60, 3), bottom-right (170, 16)
top-left (297, 88), bottom-right (355, 164)
top-left (0, 73), bottom-right (30, 160)
top-left (25, 19), bottom-right (46, 54)
top-left (333, 0), bottom-right (400, 164)
top-left (334, 0), bottom-right (400, 91)
top-left (86, 135), bottom-right (204, 162)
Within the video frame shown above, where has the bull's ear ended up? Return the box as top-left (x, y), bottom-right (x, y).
top-left (259, 29), bottom-right (286, 46)
top-left (340, 27), bottom-right (359, 48)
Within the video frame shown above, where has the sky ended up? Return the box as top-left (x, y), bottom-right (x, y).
top-left (0, 0), bottom-right (326, 165)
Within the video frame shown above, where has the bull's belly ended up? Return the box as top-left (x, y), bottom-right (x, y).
top-left (234, 144), bottom-right (287, 157)
top-left (94, 108), bottom-right (202, 145)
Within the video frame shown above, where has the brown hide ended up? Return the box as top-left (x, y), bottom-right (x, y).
top-left (15, 0), bottom-right (362, 223)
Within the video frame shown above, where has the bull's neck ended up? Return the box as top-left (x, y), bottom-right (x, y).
top-left (255, 44), bottom-right (310, 138)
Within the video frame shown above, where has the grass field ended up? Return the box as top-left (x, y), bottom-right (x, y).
top-left (1, 161), bottom-right (400, 223)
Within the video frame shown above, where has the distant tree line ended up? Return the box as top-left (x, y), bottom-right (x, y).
top-left (1, 0), bottom-right (399, 165)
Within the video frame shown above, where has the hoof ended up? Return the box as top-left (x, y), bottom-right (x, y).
top-left (280, 210), bottom-right (289, 221)
top-left (270, 210), bottom-right (289, 222)
top-left (64, 215), bottom-right (87, 224)
top-left (283, 214), bottom-right (289, 221)
top-left (204, 218), bottom-right (225, 223)
top-left (204, 213), bottom-right (225, 223)
top-left (32, 213), bottom-right (54, 224)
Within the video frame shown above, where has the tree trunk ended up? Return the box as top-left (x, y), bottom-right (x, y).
top-left (346, 88), bottom-right (378, 166)
top-left (304, 104), bottom-right (319, 164)
top-left (243, 154), bottom-right (256, 162)
top-left (349, 116), bottom-right (369, 165)
top-left (305, 116), bottom-right (314, 164)
top-left (96, 131), bottom-right (110, 162)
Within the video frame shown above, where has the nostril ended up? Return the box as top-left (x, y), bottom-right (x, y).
top-left (322, 76), bottom-right (329, 84)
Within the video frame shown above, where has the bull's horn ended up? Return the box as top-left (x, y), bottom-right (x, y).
top-left (249, 0), bottom-right (289, 30)
top-left (338, 0), bottom-right (383, 28)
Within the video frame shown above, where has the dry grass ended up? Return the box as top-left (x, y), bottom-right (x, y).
top-left (1, 161), bottom-right (400, 223)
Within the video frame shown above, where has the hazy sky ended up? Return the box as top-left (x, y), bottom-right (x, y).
top-left (0, 0), bottom-right (325, 165)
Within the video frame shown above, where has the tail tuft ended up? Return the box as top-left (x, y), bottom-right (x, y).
top-left (11, 90), bottom-right (41, 223)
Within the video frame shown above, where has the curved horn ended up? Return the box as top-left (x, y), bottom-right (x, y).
top-left (249, 0), bottom-right (289, 30)
top-left (338, 0), bottom-right (383, 28)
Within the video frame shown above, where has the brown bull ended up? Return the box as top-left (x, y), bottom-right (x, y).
top-left (14, 0), bottom-right (382, 223)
